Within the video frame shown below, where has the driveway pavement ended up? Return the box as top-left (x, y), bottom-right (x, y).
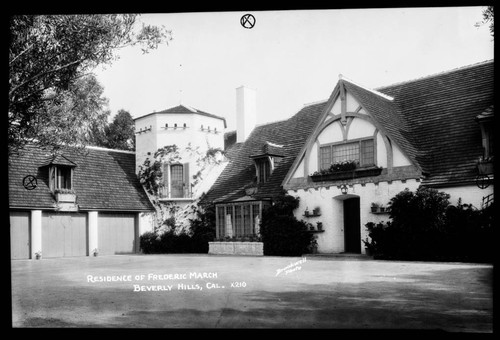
top-left (10, 254), bottom-right (492, 331)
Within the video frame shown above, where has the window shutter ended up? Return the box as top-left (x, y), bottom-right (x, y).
top-left (163, 163), bottom-right (169, 198)
top-left (183, 162), bottom-right (190, 197)
top-left (49, 166), bottom-right (55, 192)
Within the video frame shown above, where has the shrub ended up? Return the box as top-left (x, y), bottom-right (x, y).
top-left (188, 201), bottom-right (216, 253)
top-left (260, 191), bottom-right (316, 256)
top-left (139, 231), bottom-right (161, 254)
top-left (365, 188), bottom-right (494, 262)
top-left (139, 201), bottom-right (216, 254)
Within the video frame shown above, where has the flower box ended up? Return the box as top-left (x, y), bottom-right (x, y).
top-left (208, 241), bottom-right (263, 256)
top-left (310, 167), bottom-right (382, 182)
top-left (56, 192), bottom-right (76, 203)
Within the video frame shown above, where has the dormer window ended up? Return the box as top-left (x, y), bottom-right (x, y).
top-left (42, 154), bottom-right (77, 192)
top-left (250, 142), bottom-right (285, 184)
top-left (255, 157), bottom-right (271, 183)
top-left (50, 166), bottom-right (73, 191)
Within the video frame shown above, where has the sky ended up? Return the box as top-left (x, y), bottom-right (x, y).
top-left (93, 7), bottom-right (494, 131)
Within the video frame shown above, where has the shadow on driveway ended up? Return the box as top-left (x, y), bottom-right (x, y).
top-left (11, 255), bottom-right (493, 331)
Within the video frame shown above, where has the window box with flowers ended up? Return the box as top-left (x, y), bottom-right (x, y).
top-left (54, 188), bottom-right (77, 203)
top-left (310, 160), bottom-right (382, 182)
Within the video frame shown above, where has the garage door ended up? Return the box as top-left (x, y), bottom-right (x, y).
top-left (98, 213), bottom-right (137, 255)
top-left (10, 211), bottom-right (31, 260)
top-left (42, 212), bottom-right (88, 258)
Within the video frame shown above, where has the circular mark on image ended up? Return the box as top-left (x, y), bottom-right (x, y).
top-left (23, 175), bottom-right (38, 190)
top-left (241, 14), bottom-right (256, 29)
top-left (476, 174), bottom-right (490, 189)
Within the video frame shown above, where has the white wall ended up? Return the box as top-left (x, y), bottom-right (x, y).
top-left (317, 121), bottom-right (343, 144)
top-left (376, 132), bottom-right (387, 168)
top-left (330, 95), bottom-right (341, 115)
top-left (135, 114), bottom-right (158, 173)
top-left (292, 157), bottom-right (305, 179)
top-left (440, 184), bottom-right (494, 209)
top-left (288, 179), bottom-right (420, 254)
top-left (392, 142), bottom-right (411, 166)
top-left (135, 112), bottom-right (225, 178)
top-left (140, 212), bottom-right (155, 231)
top-left (347, 117), bottom-right (375, 139)
top-left (308, 143), bottom-right (318, 174)
top-left (346, 92), bottom-right (359, 112)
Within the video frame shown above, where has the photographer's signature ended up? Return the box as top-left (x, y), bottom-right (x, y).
top-left (275, 257), bottom-right (307, 276)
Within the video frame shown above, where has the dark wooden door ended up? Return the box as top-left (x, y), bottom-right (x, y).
top-left (343, 197), bottom-right (361, 253)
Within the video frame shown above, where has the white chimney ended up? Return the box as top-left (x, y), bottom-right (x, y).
top-left (236, 86), bottom-right (257, 143)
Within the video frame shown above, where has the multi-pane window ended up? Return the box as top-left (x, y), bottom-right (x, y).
top-left (255, 158), bottom-right (271, 183)
top-left (170, 164), bottom-right (184, 198)
top-left (360, 139), bottom-right (375, 165)
top-left (161, 163), bottom-right (191, 199)
top-left (215, 201), bottom-right (270, 238)
top-left (49, 166), bottom-right (73, 191)
top-left (319, 146), bottom-right (332, 170)
top-left (319, 138), bottom-right (375, 170)
top-left (332, 142), bottom-right (360, 164)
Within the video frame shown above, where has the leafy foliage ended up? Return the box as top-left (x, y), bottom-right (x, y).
top-left (388, 187), bottom-right (450, 233)
top-left (9, 14), bottom-right (172, 156)
top-left (260, 191), bottom-right (316, 256)
top-left (475, 6), bottom-right (494, 37)
top-left (311, 160), bottom-right (359, 176)
top-left (103, 110), bottom-right (136, 151)
top-left (365, 189), bottom-right (493, 262)
top-left (139, 200), bottom-right (216, 254)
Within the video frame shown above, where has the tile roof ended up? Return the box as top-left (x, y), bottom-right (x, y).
top-left (378, 60), bottom-right (494, 186)
top-left (204, 102), bottom-right (327, 203)
top-left (205, 60), bottom-right (493, 202)
top-left (9, 144), bottom-right (154, 211)
top-left (134, 104), bottom-right (227, 128)
top-left (342, 79), bottom-right (422, 171)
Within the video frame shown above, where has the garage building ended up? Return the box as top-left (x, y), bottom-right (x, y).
top-left (9, 144), bottom-right (155, 259)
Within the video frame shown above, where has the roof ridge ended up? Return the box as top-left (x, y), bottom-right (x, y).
top-left (85, 145), bottom-right (136, 154)
top-left (376, 59), bottom-right (494, 90)
top-left (302, 99), bottom-right (328, 107)
top-left (180, 104), bottom-right (198, 112)
top-left (341, 76), bottom-right (394, 101)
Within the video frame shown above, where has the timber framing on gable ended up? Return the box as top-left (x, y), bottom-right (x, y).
top-left (282, 78), bottom-right (420, 186)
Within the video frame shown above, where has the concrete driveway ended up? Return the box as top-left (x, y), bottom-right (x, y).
top-left (11, 254), bottom-right (492, 331)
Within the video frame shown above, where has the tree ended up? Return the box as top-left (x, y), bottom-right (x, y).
top-left (104, 109), bottom-right (135, 151)
top-left (32, 74), bottom-right (111, 152)
top-left (9, 14), bottom-right (172, 156)
top-left (475, 6), bottom-right (494, 37)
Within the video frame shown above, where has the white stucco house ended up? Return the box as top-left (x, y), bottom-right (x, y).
top-left (202, 60), bottom-right (494, 254)
top-left (9, 60), bottom-right (494, 259)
